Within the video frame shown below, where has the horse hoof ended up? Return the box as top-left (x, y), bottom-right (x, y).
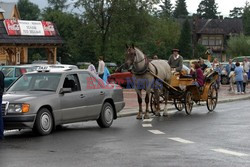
top-left (163, 113), bottom-right (169, 117)
top-left (144, 114), bottom-right (150, 119)
top-left (136, 114), bottom-right (142, 119)
top-left (154, 112), bottom-right (161, 117)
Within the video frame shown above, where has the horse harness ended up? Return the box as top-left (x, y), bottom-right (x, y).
top-left (131, 55), bottom-right (158, 76)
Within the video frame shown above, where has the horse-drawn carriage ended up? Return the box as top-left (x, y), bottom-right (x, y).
top-left (125, 45), bottom-right (219, 119)
top-left (150, 70), bottom-right (219, 115)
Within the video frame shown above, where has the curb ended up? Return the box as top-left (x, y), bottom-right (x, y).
top-left (117, 95), bottom-right (250, 118)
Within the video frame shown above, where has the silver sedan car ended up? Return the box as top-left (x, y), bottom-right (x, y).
top-left (2, 69), bottom-right (125, 135)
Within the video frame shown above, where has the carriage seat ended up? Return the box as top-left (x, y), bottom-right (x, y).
top-left (179, 74), bottom-right (193, 79)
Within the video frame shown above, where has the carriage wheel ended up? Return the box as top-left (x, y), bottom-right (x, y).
top-left (184, 91), bottom-right (193, 115)
top-left (174, 98), bottom-right (184, 111)
top-left (206, 85), bottom-right (218, 111)
top-left (150, 92), bottom-right (165, 115)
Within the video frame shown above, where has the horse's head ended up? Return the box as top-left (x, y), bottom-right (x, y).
top-left (124, 44), bottom-right (136, 70)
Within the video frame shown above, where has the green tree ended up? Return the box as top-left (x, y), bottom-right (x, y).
top-left (48, 0), bottom-right (69, 11)
top-left (17, 0), bottom-right (40, 20)
top-left (42, 9), bottom-right (95, 64)
top-left (197, 0), bottom-right (219, 19)
top-left (243, 3), bottom-right (250, 36)
top-left (173, 0), bottom-right (188, 18)
top-left (194, 44), bottom-right (207, 59)
top-left (159, 0), bottom-right (173, 18)
top-left (177, 19), bottom-right (192, 59)
top-left (229, 7), bottom-right (243, 18)
top-left (227, 34), bottom-right (250, 57)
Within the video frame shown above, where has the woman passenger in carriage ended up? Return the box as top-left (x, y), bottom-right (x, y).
top-left (190, 62), bottom-right (204, 87)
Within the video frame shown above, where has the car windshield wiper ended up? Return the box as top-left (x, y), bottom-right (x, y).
top-left (29, 89), bottom-right (55, 92)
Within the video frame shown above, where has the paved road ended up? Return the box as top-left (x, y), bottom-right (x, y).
top-left (1, 100), bottom-right (250, 167)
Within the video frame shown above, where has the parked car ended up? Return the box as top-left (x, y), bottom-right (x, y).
top-left (2, 68), bottom-right (125, 135)
top-left (108, 67), bottom-right (132, 88)
top-left (0, 65), bottom-right (36, 88)
top-left (32, 60), bottom-right (61, 64)
top-left (232, 56), bottom-right (250, 64)
top-left (183, 59), bottom-right (212, 69)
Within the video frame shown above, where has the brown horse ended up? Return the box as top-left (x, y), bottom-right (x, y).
top-left (125, 45), bottom-right (172, 119)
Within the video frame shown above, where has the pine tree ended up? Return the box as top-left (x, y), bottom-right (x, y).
top-left (197, 0), bottom-right (219, 19)
top-left (178, 19), bottom-right (192, 59)
top-left (229, 7), bottom-right (243, 18)
top-left (173, 0), bottom-right (188, 18)
top-left (243, 3), bottom-right (250, 36)
top-left (160, 0), bottom-right (173, 18)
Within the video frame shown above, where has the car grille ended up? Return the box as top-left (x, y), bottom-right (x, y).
top-left (1, 101), bottom-right (9, 116)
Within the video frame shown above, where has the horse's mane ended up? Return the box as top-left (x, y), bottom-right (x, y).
top-left (134, 47), bottom-right (147, 58)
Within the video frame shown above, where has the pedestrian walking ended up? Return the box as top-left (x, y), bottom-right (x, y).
top-left (234, 62), bottom-right (244, 94)
top-left (103, 66), bottom-right (110, 84)
top-left (226, 59), bottom-right (236, 92)
top-left (98, 56), bottom-right (105, 79)
top-left (0, 70), bottom-right (5, 140)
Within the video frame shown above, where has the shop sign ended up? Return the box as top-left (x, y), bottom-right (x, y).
top-left (3, 19), bottom-right (57, 36)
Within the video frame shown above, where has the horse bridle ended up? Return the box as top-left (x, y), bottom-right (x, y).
top-left (129, 49), bottom-right (149, 75)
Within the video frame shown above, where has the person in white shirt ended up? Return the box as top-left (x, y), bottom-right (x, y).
top-left (87, 61), bottom-right (97, 74)
top-left (98, 56), bottom-right (105, 79)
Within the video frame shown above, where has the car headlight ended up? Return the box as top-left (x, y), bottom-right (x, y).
top-left (7, 104), bottom-right (30, 113)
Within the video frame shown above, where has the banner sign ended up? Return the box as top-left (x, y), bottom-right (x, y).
top-left (3, 19), bottom-right (57, 36)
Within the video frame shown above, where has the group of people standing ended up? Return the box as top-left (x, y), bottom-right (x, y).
top-left (226, 58), bottom-right (249, 94)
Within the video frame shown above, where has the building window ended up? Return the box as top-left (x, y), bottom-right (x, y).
top-left (202, 37), bottom-right (208, 45)
top-left (209, 37), bottom-right (215, 45)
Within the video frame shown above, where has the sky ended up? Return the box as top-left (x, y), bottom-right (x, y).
top-left (6, 0), bottom-right (250, 17)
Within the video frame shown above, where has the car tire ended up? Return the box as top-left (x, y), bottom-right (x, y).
top-left (97, 102), bottom-right (114, 128)
top-left (33, 108), bottom-right (53, 135)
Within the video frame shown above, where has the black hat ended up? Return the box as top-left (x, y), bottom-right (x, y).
top-left (172, 48), bottom-right (180, 53)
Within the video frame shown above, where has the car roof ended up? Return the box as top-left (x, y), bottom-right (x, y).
top-left (27, 69), bottom-right (89, 74)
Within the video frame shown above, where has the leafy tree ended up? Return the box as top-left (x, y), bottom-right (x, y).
top-left (197, 0), bottom-right (219, 19)
top-left (243, 3), bottom-right (250, 36)
top-left (47, 0), bottom-right (69, 11)
top-left (173, 0), bottom-right (188, 18)
top-left (229, 7), bottom-right (243, 18)
top-left (17, 0), bottom-right (40, 20)
top-left (42, 9), bottom-right (95, 64)
top-left (159, 0), bottom-right (173, 18)
top-left (227, 34), bottom-right (250, 57)
top-left (194, 44), bottom-right (207, 59)
top-left (177, 19), bottom-right (192, 59)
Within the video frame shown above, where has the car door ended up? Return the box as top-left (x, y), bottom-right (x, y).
top-left (78, 72), bottom-right (106, 118)
top-left (60, 73), bottom-right (86, 122)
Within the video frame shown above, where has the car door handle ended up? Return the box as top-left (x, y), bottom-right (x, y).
top-left (80, 94), bottom-right (85, 98)
top-left (100, 91), bottom-right (105, 95)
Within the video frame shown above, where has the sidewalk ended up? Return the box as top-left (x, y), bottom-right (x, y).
top-left (118, 84), bottom-right (250, 117)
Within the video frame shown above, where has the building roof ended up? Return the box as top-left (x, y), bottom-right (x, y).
top-left (0, 20), bottom-right (64, 46)
top-left (195, 18), bottom-right (243, 35)
top-left (0, 2), bottom-right (16, 19)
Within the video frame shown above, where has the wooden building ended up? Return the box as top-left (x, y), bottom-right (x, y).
top-left (0, 2), bottom-right (63, 65)
top-left (193, 18), bottom-right (243, 61)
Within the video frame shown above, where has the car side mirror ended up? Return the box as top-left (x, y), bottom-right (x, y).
top-left (59, 88), bottom-right (72, 94)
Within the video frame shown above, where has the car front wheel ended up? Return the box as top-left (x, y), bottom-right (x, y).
top-left (97, 102), bottom-right (114, 128)
top-left (33, 108), bottom-right (53, 135)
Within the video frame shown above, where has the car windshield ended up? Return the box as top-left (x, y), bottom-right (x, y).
top-left (8, 73), bottom-right (61, 92)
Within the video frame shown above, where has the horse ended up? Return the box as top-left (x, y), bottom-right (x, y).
top-left (124, 45), bottom-right (172, 119)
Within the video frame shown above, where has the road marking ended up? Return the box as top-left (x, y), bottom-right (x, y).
top-left (148, 130), bottom-right (165, 134)
top-left (168, 137), bottom-right (194, 144)
top-left (142, 124), bottom-right (152, 128)
top-left (211, 148), bottom-right (249, 157)
top-left (143, 118), bottom-right (153, 122)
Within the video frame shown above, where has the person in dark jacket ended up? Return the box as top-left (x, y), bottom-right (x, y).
top-left (168, 49), bottom-right (183, 72)
top-left (0, 70), bottom-right (5, 139)
top-left (190, 62), bottom-right (204, 87)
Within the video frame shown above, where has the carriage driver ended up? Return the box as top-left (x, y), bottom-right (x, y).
top-left (168, 49), bottom-right (183, 72)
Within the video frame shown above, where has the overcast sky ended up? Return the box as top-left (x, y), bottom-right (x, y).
top-left (7, 0), bottom-right (249, 17)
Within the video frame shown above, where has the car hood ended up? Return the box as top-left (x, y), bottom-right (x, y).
top-left (3, 91), bottom-right (55, 102)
